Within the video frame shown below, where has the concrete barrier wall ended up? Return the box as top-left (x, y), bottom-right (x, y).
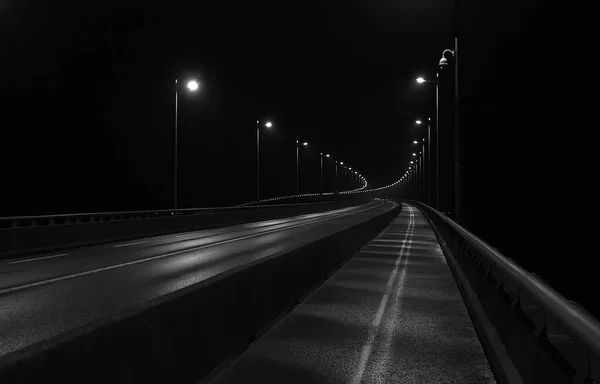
top-left (0, 204), bottom-right (401, 384)
top-left (0, 201), bottom-right (364, 259)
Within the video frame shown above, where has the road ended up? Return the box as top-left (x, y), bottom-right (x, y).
top-left (0, 200), bottom-right (394, 358)
top-left (210, 204), bottom-right (496, 383)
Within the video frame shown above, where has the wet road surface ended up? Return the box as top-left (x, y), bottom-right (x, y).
top-left (0, 201), bottom-right (395, 358)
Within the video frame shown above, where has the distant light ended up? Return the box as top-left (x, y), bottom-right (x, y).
top-left (410, 161), bottom-right (414, 164)
top-left (340, 161), bottom-right (344, 165)
top-left (303, 142), bottom-right (308, 146)
top-left (265, 121), bottom-right (273, 128)
top-left (413, 140), bottom-right (418, 144)
top-left (412, 153), bottom-right (416, 156)
top-left (187, 80), bottom-right (199, 91)
top-left (415, 120), bottom-right (422, 125)
top-left (326, 154), bottom-right (330, 157)
top-left (416, 77), bottom-right (426, 84)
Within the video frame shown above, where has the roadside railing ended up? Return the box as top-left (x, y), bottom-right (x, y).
top-left (413, 201), bottom-right (600, 384)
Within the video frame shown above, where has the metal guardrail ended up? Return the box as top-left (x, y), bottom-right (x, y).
top-left (413, 201), bottom-right (600, 383)
top-left (1, 180), bottom-right (381, 228)
top-left (0, 201), bottom-right (350, 229)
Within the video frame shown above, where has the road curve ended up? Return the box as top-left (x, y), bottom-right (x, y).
top-left (0, 201), bottom-right (395, 358)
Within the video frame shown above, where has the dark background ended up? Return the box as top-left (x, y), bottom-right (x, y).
top-left (0, 2), bottom-right (593, 312)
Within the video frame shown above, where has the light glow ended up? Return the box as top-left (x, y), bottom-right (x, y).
top-left (186, 80), bottom-right (199, 91)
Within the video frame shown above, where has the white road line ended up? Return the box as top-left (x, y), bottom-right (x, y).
top-left (0, 202), bottom-right (385, 296)
top-left (113, 240), bottom-right (148, 248)
top-left (370, 210), bottom-right (415, 381)
top-left (373, 294), bottom-right (389, 327)
top-left (9, 254), bottom-right (69, 264)
top-left (351, 206), bottom-right (416, 384)
top-left (358, 250), bottom-right (400, 256)
top-left (365, 243), bottom-right (401, 248)
top-left (353, 337), bottom-right (375, 384)
top-left (386, 268), bottom-right (398, 287)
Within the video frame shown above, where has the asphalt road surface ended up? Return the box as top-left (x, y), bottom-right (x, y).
top-left (210, 204), bottom-right (496, 384)
top-left (0, 200), bottom-right (395, 358)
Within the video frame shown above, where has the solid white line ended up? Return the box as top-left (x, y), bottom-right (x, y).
top-left (373, 294), bottom-right (389, 327)
top-left (113, 240), bottom-right (148, 248)
top-left (9, 254), bottom-right (69, 264)
top-left (386, 268), bottom-right (398, 287)
top-left (0, 202), bottom-right (385, 296)
top-left (351, 333), bottom-right (376, 384)
top-left (351, 206), bottom-right (416, 384)
top-left (364, 243), bottom-right (401, 248)
top-left (359, 250), bottom-right (400, 256)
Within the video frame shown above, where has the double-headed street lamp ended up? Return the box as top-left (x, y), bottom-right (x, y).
top-left (296, 140), bottom-right (308, 202)
top-left (174, 78), bottom-right (200, 209)
top-left (256, 120), bottom-right (273, 202)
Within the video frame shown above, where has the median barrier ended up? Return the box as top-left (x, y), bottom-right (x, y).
top-left (0, 201), bottom-right (365, 259)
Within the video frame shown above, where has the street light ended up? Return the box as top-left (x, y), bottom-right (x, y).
top-left (256, 120), bottom-right (272, 202)
top-left (320, 153), bottom-right (324, 194)
top-left (174, 78), bottom-right (200, 209)
top-left (415, 120), bottom-right (422, 125)
top-left (296, 140), bottom-right (308, 202)
top-left (439, 45), bottom-right (462, 222)
top-left (416, 75), bottom-right (440, 209)
top-left (334, 160), bottom-right (338, 192)
top-left (439, 49), bottom-right (454, 68)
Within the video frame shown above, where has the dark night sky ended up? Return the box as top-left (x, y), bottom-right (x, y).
top-left (0, 1), bottom-right (594, 305)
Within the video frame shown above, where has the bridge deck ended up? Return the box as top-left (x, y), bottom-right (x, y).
top-left (210, 204), bottom-right (496, 383)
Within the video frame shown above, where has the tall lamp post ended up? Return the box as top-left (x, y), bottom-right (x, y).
top-left (348, 167), bottom-right (352, 189)
top-left (416, 77), bottom-right (439, 209)
top-left (174, 78), bottom-right (199, 209)
top-left (324, 154), bottom-right (330, 192)
top-left (440, 44), bottom-right (461, 222)
top-left (334, 161), bottom-right (338, 192)
top-left (413, 134), bottom-right (427, 204)
top-left (296, 140), bottom-right (308, 202)
top-left (339, 162), bottom-right (344, 191)
top-left (320, 153), bottom-right (324, 195)
top-left (415, 119), bottom-right (430, 205)
top-left (256, 120), bottom-right (272, 202)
